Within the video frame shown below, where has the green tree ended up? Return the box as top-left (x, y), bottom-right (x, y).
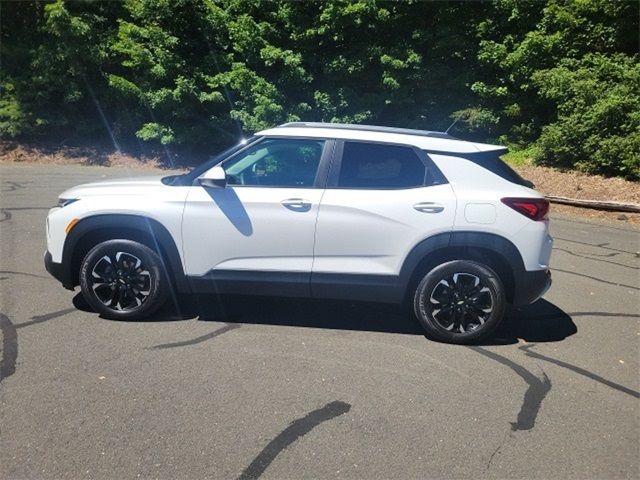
top-left (457, 0), bottom-right (638, 145)
top-left (1, 0), bottom-right (124, 141)
top-left (1, 0), bottom-right (637, 177)
top-left (533, 53), bottom-right (640, 179)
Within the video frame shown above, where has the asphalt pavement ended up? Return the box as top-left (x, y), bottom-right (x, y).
top-left (1, 163), bottom-right (638, 479)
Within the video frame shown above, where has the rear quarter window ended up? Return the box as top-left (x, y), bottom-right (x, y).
top-left (476, 154), bottom-right (533, 187)
top-left (425, 150), bottom-right (533, 188)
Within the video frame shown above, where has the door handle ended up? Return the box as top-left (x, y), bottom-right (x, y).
top-left (281, 198), bottom-right (312, 211)
top-left (413, 202), bottom-right (445, 214)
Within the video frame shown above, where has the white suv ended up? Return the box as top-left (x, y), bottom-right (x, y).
top-left (45, 122), bottom-right (552, 343)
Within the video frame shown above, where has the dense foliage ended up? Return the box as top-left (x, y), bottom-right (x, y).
top-left (1, 0), bottom-right (638, 177)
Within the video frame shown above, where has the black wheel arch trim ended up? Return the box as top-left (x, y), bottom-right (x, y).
top-left (60, 214), bottom-right (189, 292)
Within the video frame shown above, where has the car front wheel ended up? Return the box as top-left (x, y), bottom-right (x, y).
top-left (79, 239), bottom-right (168, 320)
top-left (413, 260), bottom-right (506, 344)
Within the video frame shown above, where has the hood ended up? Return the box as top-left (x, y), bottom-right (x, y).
top-left (58, 175), bottom-right (167, 199)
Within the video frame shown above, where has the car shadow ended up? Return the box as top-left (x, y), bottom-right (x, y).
top-left (479, 299), bottom-right (577, 345)
top-left (74, 291), bottom-right (577, 345)
top-left (203, 187), bottom-right (253, 236)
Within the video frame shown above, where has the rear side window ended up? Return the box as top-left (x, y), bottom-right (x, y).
top-left (337, 142), bottom-right (426, 189)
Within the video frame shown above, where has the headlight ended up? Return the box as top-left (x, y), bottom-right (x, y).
top-left (57, 198), bottom-right (80, 208)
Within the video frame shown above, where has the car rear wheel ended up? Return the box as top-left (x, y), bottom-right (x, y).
top-left (79, 239), bottom-right (168, 320)
top-left (413, 260), bottom-right (506, 344)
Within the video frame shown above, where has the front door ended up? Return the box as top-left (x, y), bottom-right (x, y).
top-left (182, 137), bottom-right (328, 295)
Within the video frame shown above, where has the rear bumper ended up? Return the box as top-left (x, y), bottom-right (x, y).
top-left (44, 250), bottom-right (74, 290)
top-left (512, 269), bottom-right (551, 306)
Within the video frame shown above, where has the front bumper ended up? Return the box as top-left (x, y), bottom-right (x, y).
top-left (512, 269), bottom-right (552, 306)
top-left (44, 250), bottom-right (74, 290)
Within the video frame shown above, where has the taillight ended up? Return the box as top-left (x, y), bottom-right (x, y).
top-left (501, 197), bottom-right (549, 221)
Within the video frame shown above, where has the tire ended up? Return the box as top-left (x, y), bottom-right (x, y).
top-left (413, 260), bottom-right (506, 344)
top-left (79, 239), bottom-right (169, 320)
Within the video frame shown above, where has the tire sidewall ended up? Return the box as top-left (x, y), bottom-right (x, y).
top-left (79, 239), bottom-right (168, 320)
top-left (413, 260), bottom-right (506, 344)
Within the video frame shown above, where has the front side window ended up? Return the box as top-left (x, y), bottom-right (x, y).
top-left (337, 142), bottom-right (426, 189)
top-left (223, 138), bottom-right (324, 187)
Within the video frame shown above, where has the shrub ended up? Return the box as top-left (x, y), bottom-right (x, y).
top-left (532, 53), bottom-right (640, 180)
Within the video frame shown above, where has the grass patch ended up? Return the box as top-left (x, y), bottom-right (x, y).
top-left (502, 146), bottom-right (538, 167)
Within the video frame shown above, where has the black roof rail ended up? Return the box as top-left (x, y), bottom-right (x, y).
top-left (277, 122), bottom-right (457, 140)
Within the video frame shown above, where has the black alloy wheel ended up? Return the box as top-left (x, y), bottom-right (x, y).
top-left (429, 272), bottom-right (493, 333)
top-left (80, 240), bottom-right (168, 320)
top-left (413, 260), bottom-right (506, 344)
top-left (90, 251), bottom-right (151, 310)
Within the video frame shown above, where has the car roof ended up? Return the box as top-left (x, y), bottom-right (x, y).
top-left (256, 122), bottom-right (507, 155)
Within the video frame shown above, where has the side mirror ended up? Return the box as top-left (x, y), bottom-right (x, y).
top-left (198, 165), bottom-right (226, 188)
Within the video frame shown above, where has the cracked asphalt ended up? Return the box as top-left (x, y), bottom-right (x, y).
top-left (1, 164), bottom-right (638, 479)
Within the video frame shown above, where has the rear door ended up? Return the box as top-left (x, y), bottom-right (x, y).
top-left (312, 140), bottom-right (456, 293)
